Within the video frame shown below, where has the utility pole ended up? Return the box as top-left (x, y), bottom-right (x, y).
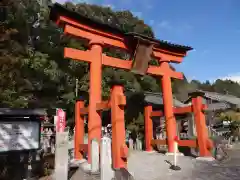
top-left (75, 78), bottom-right (79, 97)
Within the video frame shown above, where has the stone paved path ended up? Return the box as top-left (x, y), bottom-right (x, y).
top-left (67, 144), bottom-right (240, 180)
top-left (69, 168), bottom-right (100, 180)
top-left (128, 146), bottom-right (240, 180)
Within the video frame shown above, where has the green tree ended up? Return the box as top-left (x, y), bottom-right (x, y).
top-left (3, 0), bottom-right (240, 131)
top-left (0, 0), bottom-right (160, 119)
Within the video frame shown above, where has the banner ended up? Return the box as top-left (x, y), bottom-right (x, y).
top-left (56, 108), bottom-right (66, 133)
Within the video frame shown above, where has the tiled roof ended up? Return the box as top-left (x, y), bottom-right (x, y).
top-left (184, 90), bottom-right (240, 111)
top-left (49, 3), bottom-right (193, 53)
top-left (128, 90), bottom-right (238, 111)
top-left (0, 108), bottom-right (47, 116)
top-left (197, 90), bottom-right (240, 108)
top-left (207, 102), bottom-right (231, 111)
top-left (143, 92), bottom-right (186, 107)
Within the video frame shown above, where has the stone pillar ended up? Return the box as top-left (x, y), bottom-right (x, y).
top-left (101, 137), bottom-right (114, 180)
top-left (176, 119), bottom-right (181, 138)
top-left (129, 139), bottom-right (133, 150)
top-left (54, 131), bottom-right (69, 180)
top-left (187, 114), bottom-right (196, 138)
top-left (136, 139), bottom-right (142, 150)
top-left (91, 138), bottom-right (99, 173)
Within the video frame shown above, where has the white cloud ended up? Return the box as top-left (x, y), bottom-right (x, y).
top-left (132, 11), bottom-right (143, 18)
top-left (211, 73), bottom-right (240, 83)
top-left (56, 0), bottom-right (95, 4)
top-left (103, 4), bottom-right (115, 9)
top-left (186, 76), bottom-right (197, 82)
top-left (56, 0), bottom-right (82, 4)
top-left (221, 74), bottom-right (240, 83)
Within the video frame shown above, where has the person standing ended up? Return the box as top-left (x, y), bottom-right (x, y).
top-left (212, 136), bottom-right (228, 161)
top-left (130, 130), bottom-right (137, 150)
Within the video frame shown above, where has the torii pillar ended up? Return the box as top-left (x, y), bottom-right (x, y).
top-left (161, 62), bottom-right (177, 153)
top-left (88, 40), bottom-right (103, 155)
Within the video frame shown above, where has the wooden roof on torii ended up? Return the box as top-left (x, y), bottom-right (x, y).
top-left (49, 3), bottom-right (193, 79)
top-left (49, 3), bottom-right (192, 53)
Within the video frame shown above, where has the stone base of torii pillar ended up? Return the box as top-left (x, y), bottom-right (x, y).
top-left (165, 152), bottom-right (184, 156)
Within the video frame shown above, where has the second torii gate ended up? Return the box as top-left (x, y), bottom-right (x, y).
top-left (49, 3), bottom-right (193, 160)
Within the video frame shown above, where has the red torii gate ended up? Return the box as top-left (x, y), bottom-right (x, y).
top-left (49, 3), bottom-right (192, 163)
top-left (145, 92), bottom-right (213, 157)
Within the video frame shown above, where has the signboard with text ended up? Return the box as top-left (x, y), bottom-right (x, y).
top-left (0, 121), bottom-right (40, 152)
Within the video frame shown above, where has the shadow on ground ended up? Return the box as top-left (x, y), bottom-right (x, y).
top-left (153, 144), bottom-right (199, 158)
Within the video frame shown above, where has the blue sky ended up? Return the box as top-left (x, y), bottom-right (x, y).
top-left (56, 0), bottom-right (240, 82)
